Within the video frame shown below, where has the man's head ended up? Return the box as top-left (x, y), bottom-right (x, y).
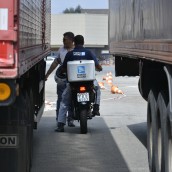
top-left (74, 35), bottom-right (84, 46)
top-left (63, 32), bottom-right (74, 48)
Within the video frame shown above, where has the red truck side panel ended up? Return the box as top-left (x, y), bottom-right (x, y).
top-left (18, 0), bottom-right (51, 77)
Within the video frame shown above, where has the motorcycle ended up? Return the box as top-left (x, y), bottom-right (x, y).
top-left (69, 81), bottom-right (96, 134)
top-left (67, 60), bottom-right (98, 134)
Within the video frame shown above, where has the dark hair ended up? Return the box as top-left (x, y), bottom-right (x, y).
top-left (63, 32), bottom-right (74, 41)
top-left (74, 35), bottom-right (84, 45)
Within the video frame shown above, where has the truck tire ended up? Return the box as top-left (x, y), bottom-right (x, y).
top-left (152, 90), bottom-right (163, 172)
top-left (80, 109), bottom-right (88, 134)
top-left (147, 89), bottom-right (158, 172)
top-left (157, 91), bottom-right (170, 172)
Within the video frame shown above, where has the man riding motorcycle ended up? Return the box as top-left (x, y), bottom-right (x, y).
top-left (55, 35), bottom-right (102, 132)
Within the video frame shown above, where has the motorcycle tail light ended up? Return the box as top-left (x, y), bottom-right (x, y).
top-left (80, 86), bottom-right (86, 92)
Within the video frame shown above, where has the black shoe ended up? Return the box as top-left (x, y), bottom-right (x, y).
top-left (92, 111), bottom-right (100, 116)
top-left (92, 104), bottom-right (100, 116)
top-left (68, 121), bottom-right (75, 127)
top-left (55, 122), bottom-right (64, 132)
top-left (54, 127), bottom-right (64, 132)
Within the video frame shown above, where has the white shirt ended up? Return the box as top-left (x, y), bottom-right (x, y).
top-left (56, 47), bottom-right (73, 64)
top-left (54, 46), bottom-right (73, 84)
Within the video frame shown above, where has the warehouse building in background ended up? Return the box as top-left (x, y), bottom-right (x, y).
top-left (51, 9), bottom-right (108, 58)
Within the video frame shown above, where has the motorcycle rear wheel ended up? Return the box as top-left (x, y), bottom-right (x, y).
top-left (80, 109), bottom-right (88, 134)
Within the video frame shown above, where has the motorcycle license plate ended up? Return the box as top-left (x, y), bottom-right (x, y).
top-left (77, 93), bottom-right (89, 102)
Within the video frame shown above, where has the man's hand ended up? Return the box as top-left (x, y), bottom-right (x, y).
top-left (95, 64), bottom-right (103, 72)
top-left (45, 74), bottom-right (49, 81)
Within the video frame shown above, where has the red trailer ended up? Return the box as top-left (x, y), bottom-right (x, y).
top-left (0, 0), bottom-right (51, 171)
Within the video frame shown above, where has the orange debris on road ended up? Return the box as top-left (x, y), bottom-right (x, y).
top-left (99, 72), bottom-right (124, 94)
top-left (98, 82), bottom-right (105, 89)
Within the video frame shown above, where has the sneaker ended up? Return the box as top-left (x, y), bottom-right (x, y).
top-left (92, 110), bottom-right (100, 116)
top-left (55, 122), bottom-right (65, 132)
top-left (92, 104), bottom-right (100, 116)
top-left (54, 127), bottom-right (64, 132)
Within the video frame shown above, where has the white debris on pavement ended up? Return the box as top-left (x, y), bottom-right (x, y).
top-left (44, 101), bottom-right (56, 111)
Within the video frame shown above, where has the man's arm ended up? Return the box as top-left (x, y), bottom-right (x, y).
top-left (45, 58), bottom-right (60, 80)
top-left (45, 47), bottom-right (63, 80)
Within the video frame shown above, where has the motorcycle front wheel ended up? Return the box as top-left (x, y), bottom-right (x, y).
top-left (80, 109), bottom-right (88, 134)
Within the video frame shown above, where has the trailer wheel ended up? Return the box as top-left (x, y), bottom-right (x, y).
top-left (80, 109), bottom-right (88, 134)
top-left (163, 112), bottom-right (172, 172)
top-left (151, 90), bottom-right (164, 172)
top-left (147, 90), bottom-right (158, 172)
top-left (157, 91), bottom-right (170, 172)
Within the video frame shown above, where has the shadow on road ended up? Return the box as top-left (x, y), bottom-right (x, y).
top-left (128, 122), bottom-right (147, 148)
top-left (31, 112), bottom-right (130, 172)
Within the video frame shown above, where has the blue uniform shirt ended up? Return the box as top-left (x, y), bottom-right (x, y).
top-left (62, 46), bottom-right (99, 69)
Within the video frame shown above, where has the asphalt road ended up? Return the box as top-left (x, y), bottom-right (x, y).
top-left (31, 63), bottom-right (149, 172)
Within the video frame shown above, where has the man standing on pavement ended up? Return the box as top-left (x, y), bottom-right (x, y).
top-left (55, 35), bottom-right (102, 132)
top-left (45, 32), bottom-right (75, 127)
